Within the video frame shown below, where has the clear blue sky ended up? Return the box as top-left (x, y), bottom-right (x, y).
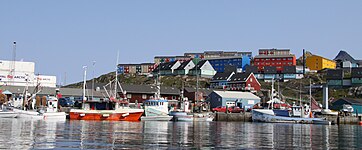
top-left (1, 1), bottom-right (362, 85)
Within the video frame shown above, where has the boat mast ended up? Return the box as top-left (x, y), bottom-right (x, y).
top-left (82, 66), bottom-right (87, 108)
top-left (23, 73), bottom-right (29, 110)
top-left (196, 61), bottom-right (199, 105)
top-left (271, 78), bottom-right (274, 110)
top-left (156, 68), bottom-right (161, 99)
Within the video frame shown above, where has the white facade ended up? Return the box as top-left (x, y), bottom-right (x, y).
top-left (0, 60), bottom-right (56, 87)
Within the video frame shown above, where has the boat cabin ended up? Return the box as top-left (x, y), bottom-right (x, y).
top-left (46, 96), bottom-right (60, 113)
top-left (143, 99), bottom-right (169, 116)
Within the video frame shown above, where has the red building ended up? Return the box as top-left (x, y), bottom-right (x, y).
top-left (253, 49), bottom-right (296, 72)
top-left (227, 72), bottom-right (261, 93)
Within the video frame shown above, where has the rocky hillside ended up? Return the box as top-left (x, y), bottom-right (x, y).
top-left (65, 71), bottom-right (361, 104)
top-left (64, 72), bottom-right (211, 89)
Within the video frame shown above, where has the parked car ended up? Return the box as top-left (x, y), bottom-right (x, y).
top-left (59, 98), bottom-right (74, 107)
top-left (212, 106), bottom-right (243, 113)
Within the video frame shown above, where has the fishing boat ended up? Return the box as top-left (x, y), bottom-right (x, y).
top-left (169, 99), bottom-right (194, 121)
top-left (10, 75), bottom-right (66, 120)
top-left (252, 79), bottom-right (330, 125)
top-left (69, 55), bottom-right (144, 121)
top-left (140, 74), bottom-right (173, 121)
top-left (141, 99), bottom-right (173, 121)
top-left (252, 109), bottom-right (330, 125)
top-left (14, 96), bottom-right (66, 120)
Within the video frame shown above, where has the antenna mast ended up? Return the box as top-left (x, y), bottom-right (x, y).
top-left (115, 51), bottom-right (119, 99)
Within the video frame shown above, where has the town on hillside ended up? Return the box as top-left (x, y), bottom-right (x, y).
top-left (1, 48), bottom-right (362, 120)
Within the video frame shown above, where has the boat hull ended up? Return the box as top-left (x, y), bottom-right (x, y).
top-left (141, 115), bottom-right (173, 121)
top-left (169, 111), bottom-right (194, 121)
top-left (69, 110), bottom-right (143, 121)
top-left (14, 109), bottom-right (66, 120)
top-left (252, 109), bottom-right (330, 125)
top-left (0, 111), bottom-right (18, 118)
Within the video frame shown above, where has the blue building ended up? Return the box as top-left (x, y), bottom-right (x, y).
top-left (208, 90), bottom-right (260, 110)
top-left (206, 56), bottom-right (251, 73)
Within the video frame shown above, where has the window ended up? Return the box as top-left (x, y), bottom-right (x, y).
top-left (142, 94), bottom-right (147, 99)
top-left (127, 94), bottom-right (132, 98)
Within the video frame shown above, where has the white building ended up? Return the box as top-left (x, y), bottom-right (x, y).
top-left (0, 60), bottom-right (56, 87)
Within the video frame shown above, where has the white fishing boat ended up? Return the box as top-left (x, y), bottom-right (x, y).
top-left (141, 99), bottom-right (173, 121)
top-left (252, 79), bottom-right (330, 125)
top-left (14, 96), bottom-right (66, 120)
top-left (252, 109), bottom-right (330, 125)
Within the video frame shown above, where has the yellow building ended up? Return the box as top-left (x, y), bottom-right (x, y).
top-left (306, 55), bottom-right (336, 71)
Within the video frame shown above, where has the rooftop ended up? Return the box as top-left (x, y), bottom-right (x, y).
top-left (213, 90), bottom-right (260, 99)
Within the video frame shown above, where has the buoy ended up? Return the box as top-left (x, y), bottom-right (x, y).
top-left (359, 121), bottom-right (362, 126)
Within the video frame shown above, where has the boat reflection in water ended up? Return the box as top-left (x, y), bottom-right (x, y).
top-left (0, 119), bottom-right (65, 149)
top-left (0, 119), bottom-right (361, 149)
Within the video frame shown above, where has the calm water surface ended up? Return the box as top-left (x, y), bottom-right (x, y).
top-left (0, 119), bottom-right (361, 149)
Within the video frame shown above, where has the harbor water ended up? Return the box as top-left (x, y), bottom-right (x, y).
top-left (0, 119), bottom-right (361, 149)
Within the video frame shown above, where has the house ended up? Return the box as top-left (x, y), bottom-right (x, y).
top-left (154, 56), bottom-right (176, 65)
top-left (326, 69), bottom-right (344, 86)
top-left (210, 72), bottom-right (235, 89)
top-left (183, 87), bottom-right (212, 102)
top-left (184, 53), bottom-right (204, 59)
top-left (331, 98), bottom-right (362, 114)
top-left (206, 56), bottom-right (250, 73)
top-left (203, 51), bottom-right (252, 59)
top-left (254, 48), bottom-right (296, 72)
top-left (334, 50), bottom-right (361, 68)
top-left (351, 68), bottom-right (362, 86)
top-left (120, 84), bottom-right (180, 103)
top-left (208, 90), bottom-right (260, 110)
top-left (154, 56), bottom-right (191, 65)
top-left (282, 66), bottom-right (297, 81)
top-left (263, 66), bottom-right (278, 81)
top-left (140, 63), bottom-right (155, 74)
top-left (188, 60), bottom-right (217, 78)
top-left (153, 61), bottom-right (181, 75)
top-left (174, 60), bottom-right (195, 76)
top-left (228, 72), bottom-right (260, 92)
top-left (245, 66), bottom-right (263, 79)
top-left (306, 55), bottom-right (336, 71)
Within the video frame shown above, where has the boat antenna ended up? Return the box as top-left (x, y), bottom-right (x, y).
top-left (115, 51), bottom-right (119, 99)
top-left (156, 65), bottom-right (161, 99)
